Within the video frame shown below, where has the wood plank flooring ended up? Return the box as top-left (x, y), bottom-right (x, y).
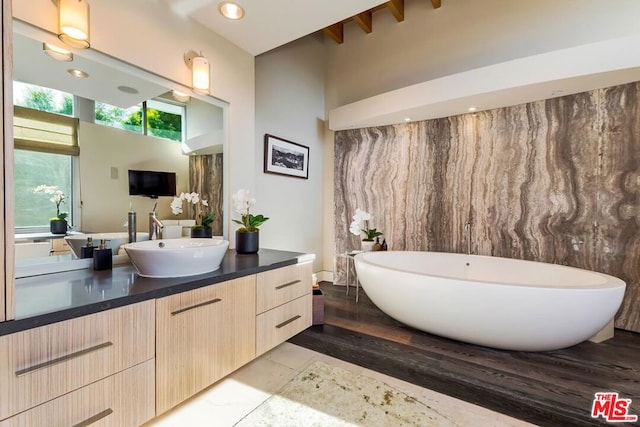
top-left (289, 282), bottom-right (640, 427)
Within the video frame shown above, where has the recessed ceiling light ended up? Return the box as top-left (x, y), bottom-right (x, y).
top-left (404, 118), bottom-right (411, 122)
top-left (218, 2), bottom-right (244, 19)
top-left (468, 107), bottom-right (477, 112)
top-left (42, 43), bottom-right (73, 62)
top-left (67, 68), bottom-right (89, 78)
top-left (117, 85), bottom-right (139, 94)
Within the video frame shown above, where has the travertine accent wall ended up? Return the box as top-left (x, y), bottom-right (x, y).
top-left (335, 81), bottom-right (640, 333)
top-left (189, 153), bottom-right (223, 236)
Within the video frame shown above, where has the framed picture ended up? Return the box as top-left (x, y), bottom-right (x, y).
top-left (263, 134), bottom-right (309, 179)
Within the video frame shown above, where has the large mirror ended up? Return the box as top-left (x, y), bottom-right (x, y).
top-left (12, 20), bottom-right (228, 276)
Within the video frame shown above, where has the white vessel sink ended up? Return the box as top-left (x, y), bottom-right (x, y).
top-left (65, 232), bottom-right (149, 258)
top-left (122, 238), bottom-right (229, 278)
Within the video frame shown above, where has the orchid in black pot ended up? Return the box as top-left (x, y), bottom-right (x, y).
top-left (171, 192), bottom-right (216, 238)
top-left (232, 189), bottom-right (269, 254)
top-left (34, 185), bottom-right (68, 234)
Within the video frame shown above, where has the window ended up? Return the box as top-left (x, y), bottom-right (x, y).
top-left (146, 99), bottom-right (184, 142)
top-left (14, 150), bottom-right (73, 229)
top-left (95, 101), bottom-right (143, 134)
top-left (94, 99), bottom-right (184, 142)
top-left (13, 82), bottom-right (78, 231)
top-left (13, 81), bottom-right (73, 116)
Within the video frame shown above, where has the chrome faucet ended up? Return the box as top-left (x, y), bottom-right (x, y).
top-left (464, 221), bottom-right (472, 255)
top-left (149, 202), bottom-right (164, 240)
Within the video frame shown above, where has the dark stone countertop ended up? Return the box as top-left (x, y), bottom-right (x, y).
top-left (0, 248), bottom-right (310, 337)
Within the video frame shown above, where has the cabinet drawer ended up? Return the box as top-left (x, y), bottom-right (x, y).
top-left (256, 294), bottom-right (312, 356)
top-left (256, 262), bottom-right (312, 314)
top-left (156, 276), bottom-right (256, 414)
top-left (0, 300), bottom-right (155, 420)
top-left (0, 360), bottom-right (155, 427)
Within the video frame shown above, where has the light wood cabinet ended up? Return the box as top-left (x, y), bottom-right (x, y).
top-left (0, 359), bottom-right (155, 427)
top-left (155, 275), bottom-right (256, 414)
top-left (256, 261), bottom-right (313, 314)
top-left (0, 300), bottom-right (155, 420)
top-left (50, 238), bottom-right (71, 255)
top-left (256, 294), bottom-right (312, 356)
top-left (255, 261), bottom-right (313, 356)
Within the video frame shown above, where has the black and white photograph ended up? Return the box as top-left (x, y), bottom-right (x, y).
top-left (264, 134), bottom-right (309, 179)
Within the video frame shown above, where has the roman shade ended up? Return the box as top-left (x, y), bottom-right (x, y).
top-left (13, 105), bottom-right (79, 156)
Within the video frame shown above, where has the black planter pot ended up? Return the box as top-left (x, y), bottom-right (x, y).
top-left (236, 231), bottom-right (259, 254)
top-left (190, 227), bottom-right (213, 238)
top-left (50, 218), bottom-right (68, 235)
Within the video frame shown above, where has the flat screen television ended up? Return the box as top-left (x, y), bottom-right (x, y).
top-left (128, 169), bottom-right (176, 198)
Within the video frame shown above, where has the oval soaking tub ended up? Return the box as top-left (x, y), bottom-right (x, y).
top-left (354, 251), bottom-right (626, 351)
top-left (123, 238), bottom-right (229, 278)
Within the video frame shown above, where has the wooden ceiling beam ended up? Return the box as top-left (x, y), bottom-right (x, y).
top-left (323, 23), bottom-right (344, 44)
top-left (353, 11), bottom-right (373, 34)
top-left (386, 0), bottom-right (404, 22)
top-left (431, 0), bottom-right (442, 8)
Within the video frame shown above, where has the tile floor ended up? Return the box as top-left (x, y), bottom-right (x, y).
top-left (146, 342), bottom-right (533, 426)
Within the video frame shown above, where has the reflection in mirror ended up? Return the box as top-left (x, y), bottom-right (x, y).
top-left (12, 21), bottom-right (228, 276)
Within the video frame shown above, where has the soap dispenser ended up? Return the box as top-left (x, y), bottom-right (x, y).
top-left (93, 239), bottom-right (112, 271)
top-left (373, 237), bottom-right (382, 251)
top-left (80, 237), bottom-right (94, 259)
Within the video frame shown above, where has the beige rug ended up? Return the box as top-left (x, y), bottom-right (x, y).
top-left (236, 361), bottom-right (456, 426)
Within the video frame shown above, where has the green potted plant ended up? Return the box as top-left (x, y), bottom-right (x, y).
top-left (34, 185), bottom-right (68, 234)
top-left (170, 192), bottom-right (216, 238)
top-left (349, 208), bottom-right (383, 251)
top-left (232, 189), bottom-right (269, 254)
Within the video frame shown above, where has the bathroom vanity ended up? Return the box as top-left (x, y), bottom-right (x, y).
top-left (0, 249), bottom-right (313, 426)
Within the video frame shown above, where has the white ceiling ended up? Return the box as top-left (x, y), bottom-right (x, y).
top-left (164, 0), bottom-right (387, 55)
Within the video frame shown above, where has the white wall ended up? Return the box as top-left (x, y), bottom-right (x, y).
top-left (14, 0), bottom-right (255, 241)
top-left (255, 34), bottom-right (326, 272)
top-left (78, 123), bottom-right (189, 232)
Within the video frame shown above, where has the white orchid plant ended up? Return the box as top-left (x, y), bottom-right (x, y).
top-left (34, 185), bottom-right (68, 220)
top-left (170, 192), bottom-right (215, 229)
top-left (350, 208), bottom-right (383, 241)
top-left (232, 189), bottom-right (269, 232)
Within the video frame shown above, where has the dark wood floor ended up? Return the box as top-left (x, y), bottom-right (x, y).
top-left (289, 282), bottom-right (640, 427)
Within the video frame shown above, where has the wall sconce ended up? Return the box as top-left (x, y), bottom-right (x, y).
top-left (184, 50), bottom-right (210, 94)
top-left (43, 42), bottom-right (73, 62)
top-left (57, 0), bottom-right (90, 49)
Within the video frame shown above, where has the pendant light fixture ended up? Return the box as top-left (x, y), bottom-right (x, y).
top-left (184, 50), bottom-right (210, 94)
top-left (57, 0), bottom-right (91, 49)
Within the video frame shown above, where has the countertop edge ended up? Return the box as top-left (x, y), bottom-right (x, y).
top-left (1, 249), bottom-right (313, 337)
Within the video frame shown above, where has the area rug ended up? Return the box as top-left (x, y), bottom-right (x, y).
top-left (235, 361), bottom-right (454, 426)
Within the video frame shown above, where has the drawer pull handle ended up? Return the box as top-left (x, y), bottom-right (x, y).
top-left (172, 298), bottom-right (222, 315)
top-left (275, 280), bottom-right (301, 290)
top-left (72, 408), bottom-right (114, 427)
top-left (15, 342), bottom-right (113, 377)
top-left (276, 315), bottom-right (302, 329)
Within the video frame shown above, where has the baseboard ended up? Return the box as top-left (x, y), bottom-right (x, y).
top-left (316, 270), bottom-right (334, 283)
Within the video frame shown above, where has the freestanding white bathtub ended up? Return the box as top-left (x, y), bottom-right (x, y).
top-left (354, 251), bottom-right (626, 351)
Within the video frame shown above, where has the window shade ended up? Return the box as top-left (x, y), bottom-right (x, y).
top-left (13, 106), bottom-right (79, 156)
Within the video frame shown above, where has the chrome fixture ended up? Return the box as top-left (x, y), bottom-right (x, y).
top-left (464, 221), bottom-right (472, 255)
top-left (149, 202), bottom-right (164, 240)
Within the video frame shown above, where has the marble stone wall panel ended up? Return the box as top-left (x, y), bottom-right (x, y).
top-left (334, 81), bottom-right (640, 333)
top-left (189, 153), bottom-right (223, 236)
top-left (597, 82), bottom-right (640, 331)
